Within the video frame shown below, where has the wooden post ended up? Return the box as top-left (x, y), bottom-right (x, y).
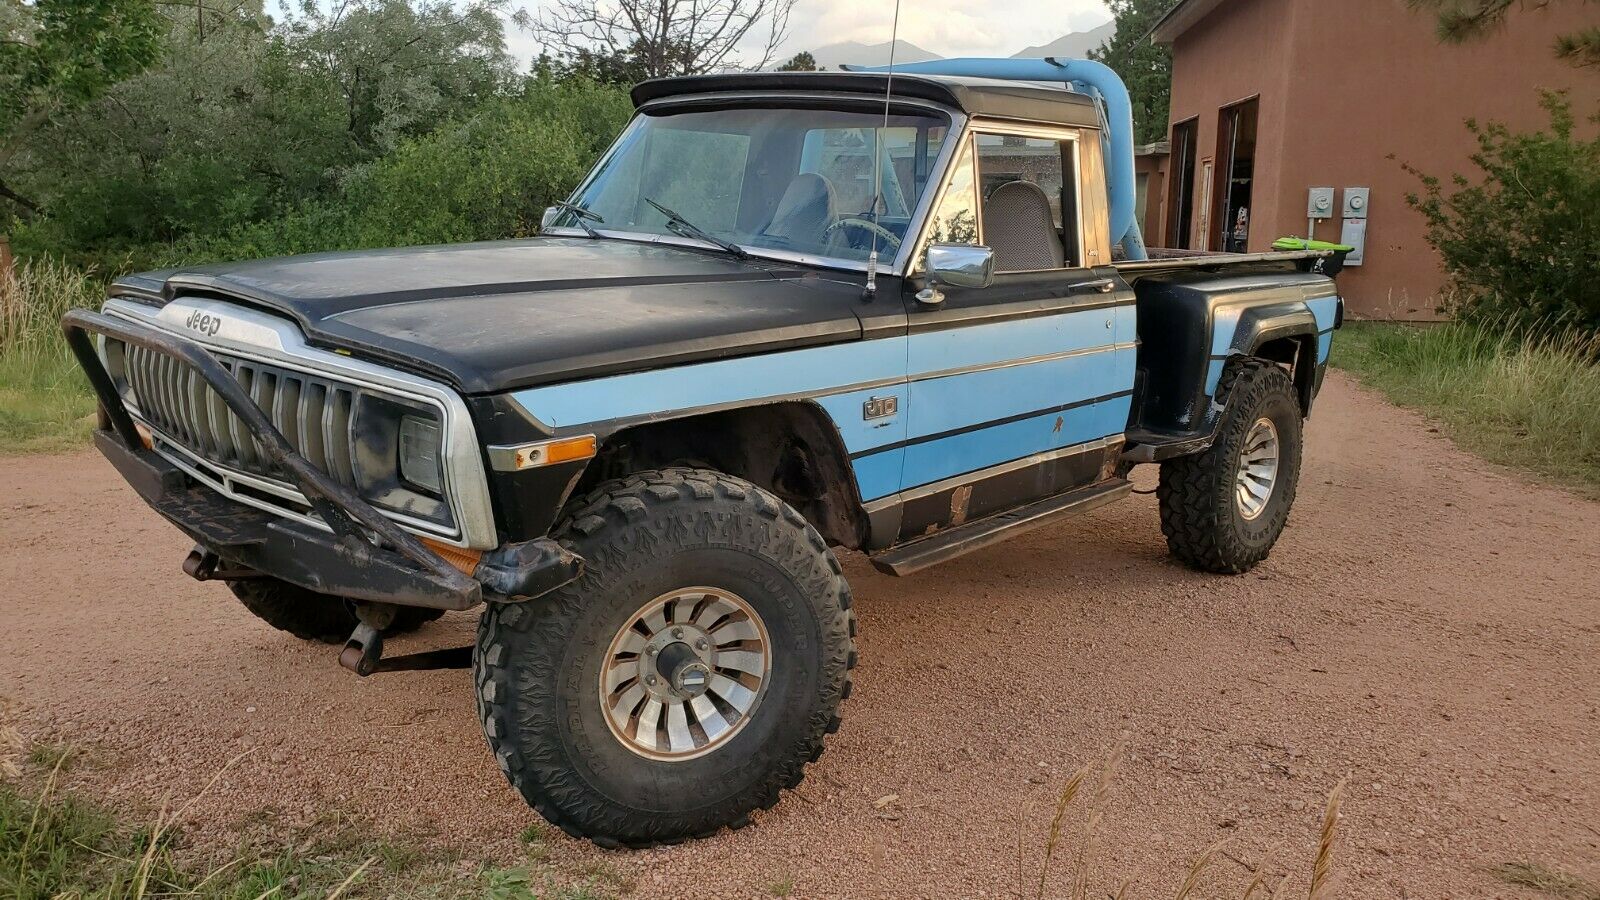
top-left (0, 234), bottom-right (13, 281)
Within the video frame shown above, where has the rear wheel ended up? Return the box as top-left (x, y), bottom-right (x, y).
top-left (474, 468), bottom-right (855, 847)
top-left (1157, 358), bottom-right (1303, 573)
top-left (228, 579), bottom-right (444, 644)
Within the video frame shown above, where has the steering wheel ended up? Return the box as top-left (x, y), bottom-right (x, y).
top-left (821, 218), bottom-right (902, 253)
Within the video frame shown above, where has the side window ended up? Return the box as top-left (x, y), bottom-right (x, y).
top-left (974, 133), bottom-right (1081, 270)
top-left (924, 137), bottom-right (978, 246)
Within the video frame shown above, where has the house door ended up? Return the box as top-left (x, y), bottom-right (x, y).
top-left (1212, 98), bottom-right (1259, 253)
top-left (1166, 118), bottom-right (1198, 249)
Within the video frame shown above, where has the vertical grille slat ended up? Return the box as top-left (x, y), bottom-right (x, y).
top-left (252, 370), bottom-right (278, 476)
top-left (323, 387), bottom-right (356, 487)
top-left (300, 381), bottom-right (328, 474)
top-left (231, 364), bottom-right (256, 469)
top-left (278, 376), bottom-right (302, 453)
top-left (206, 377), bottom-right (232, 463)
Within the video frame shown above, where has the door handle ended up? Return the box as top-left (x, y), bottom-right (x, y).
top-left (1074, 278), bottom-right (1118, 295)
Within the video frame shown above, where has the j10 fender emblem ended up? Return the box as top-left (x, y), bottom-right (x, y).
top-left (184, 310), bottom-right (223, 337)
top-left (863, 396), bottom-right (898, 420)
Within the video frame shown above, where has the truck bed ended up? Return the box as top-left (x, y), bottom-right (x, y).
top-left (1114, 248), bottom-right (1329, 279)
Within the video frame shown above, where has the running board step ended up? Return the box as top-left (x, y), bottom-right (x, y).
top-left (870, 479), bottom-right (1132, 576)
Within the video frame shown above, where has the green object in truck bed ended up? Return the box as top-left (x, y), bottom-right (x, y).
top-left (1273, 237), bottom-right (1354, 252)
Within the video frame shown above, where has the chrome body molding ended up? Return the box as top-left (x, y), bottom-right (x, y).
top-left (101, 297), bottom-right (498, 549)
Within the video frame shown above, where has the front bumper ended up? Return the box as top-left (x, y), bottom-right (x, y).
top-left (65, 309), bottom-right (582, 610)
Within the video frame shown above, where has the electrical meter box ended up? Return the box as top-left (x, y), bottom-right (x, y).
top-left (1340, 187), bottom-right (1370, 266)
top-left (1342, 187), bottom-right (1370, 219)
top-left (1307, 187), bottom-right (1335, 219)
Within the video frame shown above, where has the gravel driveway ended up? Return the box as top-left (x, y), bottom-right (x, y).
top-left (3, 370), bottom-right (1598, 898)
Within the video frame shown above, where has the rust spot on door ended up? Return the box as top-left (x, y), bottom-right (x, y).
top-left (950, 484), bottom-right (974, 526)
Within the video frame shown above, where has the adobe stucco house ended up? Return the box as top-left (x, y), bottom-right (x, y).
top-left (1149, 0), bottom-right (1599, 319)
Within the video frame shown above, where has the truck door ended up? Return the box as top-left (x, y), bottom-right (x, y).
top-left (892, 124), bottom-right (1137, 542)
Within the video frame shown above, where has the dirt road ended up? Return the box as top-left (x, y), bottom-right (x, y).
top-left (4, 371), bottom-right (1598, 898)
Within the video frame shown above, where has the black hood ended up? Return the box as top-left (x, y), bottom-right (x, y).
top-left (116, 238), bottom-right (882, 395)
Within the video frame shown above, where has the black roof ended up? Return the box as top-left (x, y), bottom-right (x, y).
top-left (630, 72), bottom-right (1101, 128)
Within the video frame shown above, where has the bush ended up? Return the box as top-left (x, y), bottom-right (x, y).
top-left (1403, 91), bottom-right (1600, 334)
top-left (152, 77), bottom-right (632, 268)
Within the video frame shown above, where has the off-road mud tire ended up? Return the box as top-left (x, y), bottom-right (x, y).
top-left (228, 579), bottom-right (444, 644)
top-left (1158, 358), bottom-right (1303, 574)
top-left (474, 467), bottom-right (856, 848)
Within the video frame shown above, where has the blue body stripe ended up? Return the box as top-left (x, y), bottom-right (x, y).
top-left (512, 337), bottom-right (905, 428)
top-left (908, 305), bottom-right (1130, 373)
top-left (900, 396), bottom-right (1130, 489)
top-left (1318, 331), bottom-right (1333, 363)
top-left (509, 304), bottom-right (1140, 503)
top-left (1307, 295), bottom-right (1339, 332)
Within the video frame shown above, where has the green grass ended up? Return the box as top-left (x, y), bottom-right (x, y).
top-left (0, 352), bottom-right (95, 454)
top-left (1331, 321), bottom-right (1600, 497)
top-left (0, 759), bottom-right (623, 900)
top-left (1, 256), bottom-right (100, 454)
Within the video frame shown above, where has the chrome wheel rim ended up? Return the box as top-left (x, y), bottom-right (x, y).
top-left (599, 587), bottom-right (771, 760)
top-left (1235, 417), bottom-right (1280, 521)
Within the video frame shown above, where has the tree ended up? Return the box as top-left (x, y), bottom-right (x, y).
top-left (534, 0), bottom-right (796, 78)
top-left (1406, 0), bottom-right (1599, 69)
top-left (1087, 0), bottom-right (1172, 145)
top-left (537, 42), bottom-right (658, 86)
top-left (10, 0), bottom-right (524, 263)
top-left (777, 50), bottom-right (817, 71)
top-left (277, 0), bottom-right (519, 152)
top-left (0, 0), bottom-right (162, 218)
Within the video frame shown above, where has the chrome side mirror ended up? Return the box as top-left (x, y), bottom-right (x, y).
top-left (540, 206), bottom-right (561, 231)
top-left (918, 243), bottom-right (994, 305)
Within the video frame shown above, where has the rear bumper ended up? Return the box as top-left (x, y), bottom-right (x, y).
top-left (66, 308), bottom-right (581, 611)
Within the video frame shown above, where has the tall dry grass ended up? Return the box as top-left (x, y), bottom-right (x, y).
top-left (1028, 746), bottom-right (1347, 900)
top-left (0, 256), bottom-right (101, 452)
top-left (1332, 320), bottom-right (1600, 496)
top-left (0, 256), bottom-right (101, 362)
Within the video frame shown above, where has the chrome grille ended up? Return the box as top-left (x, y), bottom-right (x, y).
top-left (115, 341), bottom-right (360, 487)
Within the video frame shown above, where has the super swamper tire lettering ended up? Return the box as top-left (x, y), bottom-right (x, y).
top-left (474, 468), bottom-right (856, 847)
top-left (1157, 358), bottom-right (1303, 574)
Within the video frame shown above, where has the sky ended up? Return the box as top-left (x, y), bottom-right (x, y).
top-left (503, 0), bottom-right (1116, 68)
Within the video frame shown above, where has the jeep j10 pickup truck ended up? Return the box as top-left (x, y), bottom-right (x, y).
top-left (64, 63), bottom-right (1342, 847)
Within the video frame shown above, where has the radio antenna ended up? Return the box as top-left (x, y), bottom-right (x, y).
top-left (862, 0), bottom-right (902, 300)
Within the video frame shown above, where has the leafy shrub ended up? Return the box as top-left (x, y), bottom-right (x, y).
top-left (1403, 91), bottom-right (1600, 334)
top-left (151, 77), bottom-right (632, 267)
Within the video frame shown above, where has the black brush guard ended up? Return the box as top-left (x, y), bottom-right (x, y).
top-left (63, 308), bottom-right (581, 614)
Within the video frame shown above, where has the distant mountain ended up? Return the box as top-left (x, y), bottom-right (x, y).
top-left (1011, 21), bottom-right (1116, 60)
top-left (794, 39), bottom-right (940, 71)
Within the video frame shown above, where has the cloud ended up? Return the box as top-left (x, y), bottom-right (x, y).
top-left (782, 0), bottom-right (1111, 58)
top-left (502, 0), bottom-right (1114, 68)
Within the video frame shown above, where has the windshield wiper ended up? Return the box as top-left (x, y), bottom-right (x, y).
top-left (553, 201), bottom-right (604, 239)
top-left (644, 197), bottom-right (749, 260)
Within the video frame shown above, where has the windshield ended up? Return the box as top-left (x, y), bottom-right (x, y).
top-left (555, 106), bottom-right (952, 263)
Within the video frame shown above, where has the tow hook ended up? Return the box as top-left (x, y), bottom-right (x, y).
top-left (182, 546), bottom-right (264, 582)
top-left (338, 601), bottom-right (475, 676)
top-left (338, 602), bottom-right (395, 676)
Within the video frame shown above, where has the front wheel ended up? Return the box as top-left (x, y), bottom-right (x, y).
top-left (474, 468), bottom-right (855, 847)
top-left (1157, 359), bottom-right (1304, 573)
